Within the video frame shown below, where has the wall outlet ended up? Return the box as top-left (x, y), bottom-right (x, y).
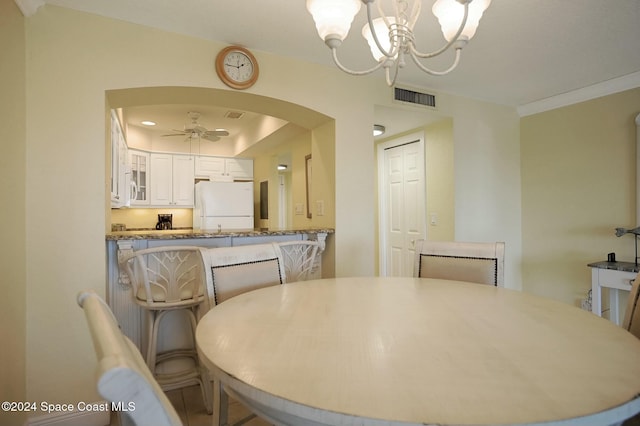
top-left (316, 200), bottom-right (325, 216)
top-left (295, 203), bottom-right (304, 215)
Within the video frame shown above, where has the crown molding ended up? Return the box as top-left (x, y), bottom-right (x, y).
top-left (14, 0), bottom-right (44, 17)
top-left (517, 71), bottom-right (640, 117)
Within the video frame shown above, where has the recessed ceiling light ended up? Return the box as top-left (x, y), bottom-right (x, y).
top-left (141, 120), bottom-right (156, 126)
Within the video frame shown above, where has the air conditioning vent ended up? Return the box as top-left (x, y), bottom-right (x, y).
top-left (393, 86), bottom-right (437, 108)
top-left (225, 110), bottom-right (245, 119)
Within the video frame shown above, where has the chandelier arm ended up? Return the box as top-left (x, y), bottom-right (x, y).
top-left (331, 47), bottom-right (387, 76)
top-left (385, 57), bottom-right (401, 86)
top-left (408, 0), bottom-right (421, 30)
top-left (365, 0), bottom-right (399, 59)
top-left (409, 47), bottom-right (462, 76)
top-left (377, 0), bottom-right (391, 28)
top-left (411, 2), bottom-right (469, 59)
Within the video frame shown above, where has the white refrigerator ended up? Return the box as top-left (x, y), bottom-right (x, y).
top-left (193, 181), bottom-right (254, 230)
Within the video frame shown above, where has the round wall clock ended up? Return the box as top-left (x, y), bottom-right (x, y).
top-left (215, 46), bottom-right (259, 90)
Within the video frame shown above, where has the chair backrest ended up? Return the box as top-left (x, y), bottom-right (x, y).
top-left (622, 273), bottom-right (640, 339)
top-left (77, 291), bottom-right (183, 426)
top-left (122, 246), bottom-right (206, 307)
top-left (278, 240), bottom-right (320, 282)
top-left (200, 243), bottom-right (286, 306)
top-left (414, 240), bottom-right (505, 287)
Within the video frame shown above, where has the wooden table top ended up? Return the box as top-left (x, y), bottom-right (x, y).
top-left (195, 277), bottom-right (640, 425)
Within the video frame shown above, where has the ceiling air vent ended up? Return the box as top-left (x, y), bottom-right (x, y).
top-left (225, 110), bottom-right (245, 119)
top-left (393, 86), bottom-right (437, 109)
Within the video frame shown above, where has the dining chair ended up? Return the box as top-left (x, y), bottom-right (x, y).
top-left (278, 240), bottom-right (321, 282)
top-left (121, 245), bottom-right (212, 414)
top-left (77, 290), bottom-right (183, 426)
top-left (622, 273), bottom-right (640, 339)
top-left (200, 242), bottom-right (286, 306)
top-left (199, 242), bottom-right (286, 426)
top-left (414, 240), bottom-right (505, 287)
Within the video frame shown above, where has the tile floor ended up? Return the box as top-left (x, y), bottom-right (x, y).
top-left (110, 384), bottom-right (271, 426)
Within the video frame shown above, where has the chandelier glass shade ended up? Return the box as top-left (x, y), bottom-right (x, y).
top-left (306, 0), bottom-right (491, 85)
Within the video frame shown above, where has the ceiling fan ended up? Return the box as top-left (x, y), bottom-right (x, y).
top-left (162, 111), bottom-right (229, 142)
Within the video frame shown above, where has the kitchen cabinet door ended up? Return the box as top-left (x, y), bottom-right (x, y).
top-left (150, 153), bottom-right (194, 207)
top-left (172, 154), bottom-right (195, 206)
top-left (195, 156), bottom-right (225, 177)
top-left (129, 150), bottom-right (149, 205)
top-left (226, 158), bottom-right (253, 180)
top-left (110, 111), bottom-right (129, 208)
top-left (195, 155), bottom-right (253, 180)
top-left (150, 154), bottom-right (173, 206)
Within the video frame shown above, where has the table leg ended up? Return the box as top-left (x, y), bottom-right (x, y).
top-left (611, 289), bottom-right (621, 325)
top-left (591, 268), bottom-right (602, 317)
top-left (213, 379), bottom-right (228, 426)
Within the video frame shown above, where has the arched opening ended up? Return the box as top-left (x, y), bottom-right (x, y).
top-left (105, 86), bottom-right (336, 234)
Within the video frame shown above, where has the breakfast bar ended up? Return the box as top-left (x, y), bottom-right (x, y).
top-left (106, 227), bottom-right (333, 349)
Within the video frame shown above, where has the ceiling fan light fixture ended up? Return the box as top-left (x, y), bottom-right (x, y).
top-left (161, 111), bottom-right (229, 142)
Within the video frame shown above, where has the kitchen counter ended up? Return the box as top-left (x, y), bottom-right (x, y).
top-left (106, 227), bottom-right (335, 241)
top-left (106, 227), bottom-right (333, 350)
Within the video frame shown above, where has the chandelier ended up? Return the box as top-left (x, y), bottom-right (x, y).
top-left (306, 0), bottom-right (491, 86)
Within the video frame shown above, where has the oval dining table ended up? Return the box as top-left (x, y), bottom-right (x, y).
top-left (195, 277), bottom-right (640, 426)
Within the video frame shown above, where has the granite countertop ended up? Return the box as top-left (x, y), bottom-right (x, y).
top-left (587, 260), bottom-right (640, 273)
top-left (106, 228), bottom-right (334, 241)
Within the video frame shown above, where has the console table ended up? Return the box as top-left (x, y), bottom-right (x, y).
top-left (588, 261), bottom-right (638, 325)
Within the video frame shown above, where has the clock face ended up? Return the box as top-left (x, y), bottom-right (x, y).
top-left (223, 51), bottom-right (254, 83)
top-left (216, 46), bottom-right (259, 90)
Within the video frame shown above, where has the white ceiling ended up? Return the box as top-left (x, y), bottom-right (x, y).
top-left (36, 0), bottom-right (640, 107)
top-left (21, 0), bottom-right (640, 142)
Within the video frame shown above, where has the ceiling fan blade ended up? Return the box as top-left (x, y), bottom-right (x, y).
top-left (204, 130), bottom-right (229, 137)
top-left (162, 132), bottom-right (187, 137)
top-left (194, 125), bottom-right (207, 133)
top-left (202, 134), bottom-right (221, 142)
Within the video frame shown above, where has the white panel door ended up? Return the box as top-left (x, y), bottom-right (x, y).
top-left (382, 137), bottom-right (425, 276)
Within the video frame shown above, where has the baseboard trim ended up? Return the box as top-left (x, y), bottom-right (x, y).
top-left (27, 406), bottom-right (110, 426)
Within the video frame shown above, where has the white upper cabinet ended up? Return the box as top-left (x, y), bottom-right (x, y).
top-left (195, 156), bottom-right (253, 180)
top-left (150, 153), bottom-right (194, 207)
top-left (129, 150), bottom-right (150, 206)
top-left (110, 111), bottom-right (130, 208)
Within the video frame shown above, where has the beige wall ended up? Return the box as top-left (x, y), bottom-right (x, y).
top-left (251, 131), bottom-right (316, 229)
top-left (1, 2), bottom-right (27, 425)
top-left (521, 88), bottom-right (640, 305)
top-left (425, 118), bottom-right (455, 241)
top-left (20, 4), bottom-right (520, 420)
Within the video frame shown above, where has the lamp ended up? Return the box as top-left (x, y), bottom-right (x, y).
top-left (306, 0), bottom-right (491, 86)
top-left (373, 124), bottom-right (386, 136)
top-left (615, 227), bottom-right (640, 265)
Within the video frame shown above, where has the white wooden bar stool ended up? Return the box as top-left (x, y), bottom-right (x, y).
top-left (278, 240), bottom-right (320, 282)
top-left (122, 246), bottom-right (212, 414)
